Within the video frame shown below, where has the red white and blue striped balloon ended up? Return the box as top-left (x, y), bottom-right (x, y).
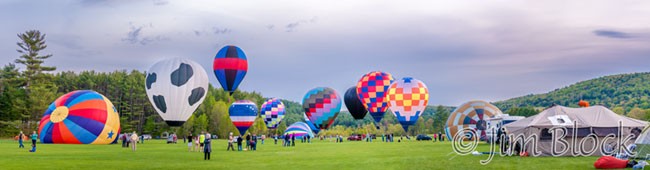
top-left (229, 100), bottom-right (258, 135)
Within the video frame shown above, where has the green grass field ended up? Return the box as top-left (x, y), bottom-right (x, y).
top-left (0, 139), bottom-right (598, 169)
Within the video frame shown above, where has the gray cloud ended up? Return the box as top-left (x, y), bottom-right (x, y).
top-left (121, 23), bottom-right (168, 45)
top-left (593, 30), bottom-right (635, 39)
top-left (285, 17), bottom-right (318, 32)
top-left (152, 0), bottom-right (168, 6)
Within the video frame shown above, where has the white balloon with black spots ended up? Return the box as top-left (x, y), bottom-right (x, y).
top-left (145, 58), bottom-right (209, 126)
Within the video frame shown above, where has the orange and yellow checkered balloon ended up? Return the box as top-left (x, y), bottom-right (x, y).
top-left (387, 77), bottom-right (429, 132)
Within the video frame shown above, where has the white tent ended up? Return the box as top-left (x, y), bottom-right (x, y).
top-left (504, 105), bottom-right (647, 156)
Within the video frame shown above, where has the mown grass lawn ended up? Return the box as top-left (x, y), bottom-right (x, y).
top-left (0, 138), bottom-right (598, 169)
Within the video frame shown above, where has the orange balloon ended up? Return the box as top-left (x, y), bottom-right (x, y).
top-left (579, 100), bottom-right (590, 107)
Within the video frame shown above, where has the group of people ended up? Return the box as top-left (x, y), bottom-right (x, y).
top-left (282, 133), bottom-right (297, 147)
top-left (225, 132), bottom-right (265, 151)
top-left (382, 134), bottom-right (395, 142)
top-left (120, 131), bottom-right (140, 151)
top-left (184, 132), bottom-right (213, 160)
top-left (17, 131), bottom-right (38, 152)
top-left (432, 132), bottom-right (445, 142)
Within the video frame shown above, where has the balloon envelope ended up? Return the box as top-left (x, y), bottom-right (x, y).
top-left (445, 100), bottom-right (503, 141)
top-left (145, 58), bottom-right (209, 126)
top-left (261, 98), bottom-right (285, 129)
top-left (356, 71), bottom-right (394, 123)
top-left (387, 77), bottom-right (429, 132)
top-left (283, 122), bottom-right (314, 138)
top-left (38, 90), bottom-right (120, 144)
top-left (303, 87), bottom-right (342, 130)
top-left (229, 100), bottom-right (258, 135)
top-left (344, 86), bottom-right (368, 120)
top-left (213, 45), bottom-right (248, 95)
top-left (303, 114), bottom-right (320, 134)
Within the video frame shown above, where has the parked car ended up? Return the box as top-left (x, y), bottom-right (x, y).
top-left (142, 134), bottom-right (152, 140)
top-left (347, 134), bottom-right (362, 141)
top-left (416, 134), bottom-right (432, 141)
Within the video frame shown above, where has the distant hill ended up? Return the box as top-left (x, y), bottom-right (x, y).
top-left (494, 72), bottom-right (650, 112)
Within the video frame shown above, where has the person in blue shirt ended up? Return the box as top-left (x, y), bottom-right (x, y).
top-left (31, 131), bottom-right (38, 147)
top-left (29, 144), bottom-right (36, 152)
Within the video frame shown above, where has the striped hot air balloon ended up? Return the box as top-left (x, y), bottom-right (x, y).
top-left (38, 90), bottom-right (120, 144)
top-left (356, 71), bottom-right (394, 123)
top-left (386, 77), bottom-right (429, 132)
top-left (213, 45), bottom-right (248, 95)
top-left (261, 98), bottom-right (285, 129)
top-left (303, 87), bottom-right (342, 131)
top-left (283, 122), bottom-right (314, 138)
top-left (229, 100), bottom-right (258, 135)
top-left (445, 100), bottom-right (503, 141)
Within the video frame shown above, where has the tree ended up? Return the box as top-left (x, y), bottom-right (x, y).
top-left (14, 30), bottom-right (57, 130)
top-left (432, 105), bottom-right (450, 133)
top-left (15, 30), bottom-right (56, 91)
top-left (612, 107), bottom-right (625, 115)
top-left (628, 108), bottom-right (646, 120)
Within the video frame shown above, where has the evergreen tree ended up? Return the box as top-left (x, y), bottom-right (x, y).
top-left (14, 30), bottom-right (57, 130)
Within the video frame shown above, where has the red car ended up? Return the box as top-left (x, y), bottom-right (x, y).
top-left (347, 134), bottom-right (363, 141)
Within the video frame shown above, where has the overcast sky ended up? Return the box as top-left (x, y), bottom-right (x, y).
top-left (1, 0), bottom-right (649, 106)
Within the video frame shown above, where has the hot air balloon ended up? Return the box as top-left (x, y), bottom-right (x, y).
top-left (344, 86), bottom-right (368, 120)
top-left (229, 100), bottom-right (258, 135)
top-left (213, 45), bottom-right (248, 95)
top-left (145, 58), bottom-right (209, 126)
top-left (303, 114), bottom-right (320, 134)
top-left (261, 98), bottom-right (285, 129)
top-left (579, 100), bottom-right (590, 107)
top-left (445, 100), bottom-right (503, 141)
top-left (387, 77), bottom-right (429, 132)
top-left (283, 122), bottom-right (314, 138)
top-left (303, 87), bottom-right (342, 131)
top-left (38, 90), bottom-right (120, 144)
top-left (356, 71), bottom-right (394, 123)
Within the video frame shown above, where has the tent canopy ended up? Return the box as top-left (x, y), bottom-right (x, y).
top-left (504, 105), bottom-right (647, 156)
top-left (506, 105), bottom-right (647, 134)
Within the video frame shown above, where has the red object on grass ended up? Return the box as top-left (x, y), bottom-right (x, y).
top-left (594, 156), bottom-right (628, 169)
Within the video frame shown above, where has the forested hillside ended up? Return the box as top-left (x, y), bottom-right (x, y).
top-left (495, 72), bottom-right (650, 119)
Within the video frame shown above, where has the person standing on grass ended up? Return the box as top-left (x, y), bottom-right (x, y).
top-left (18, 131), bottom-right (25, 148)
top-left (140, 135), bottom-right (144, 144)
top-left (261, 134), bottom-right (265, 145)
top-left (245, 133), bottom-right (251, 150)
top-left (187, 134), bottom-right (194, 152)
top-left (199, 132), bottom-right (206, 152)
top-left (130, 131), bottom-right (139, 151)
top-left (121, 133), bottom-right (127, 147)
top-left (195, 136), bottom-right (200, 151)
top-left (291, 133), bottom-right (296, 147)
top-left (227, 132), bottom-right (234, 151)
top-left (31, 131), bottom-right (38, 147)
top-left (237, 135), bottom-right (243, 151)
top-left (204, 134), bottom-right (212, 160)
top-left (274, 134), bottom-right (278, 145)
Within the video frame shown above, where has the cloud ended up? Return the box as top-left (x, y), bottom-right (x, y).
top-left (152, 0), bottom-right (168, 6)
top-left (266, 24), bottom-right (274, 31)
top-left (192, 27), bottom-right (231, 36)
top-left (212, 27), bottom-right (231, 34)
top-left (121, 23), bottom-right (168, 45)
top-left (593, 30), bottom-right (635, 39)
top-left (285, 16), bottom-right (318, 32)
